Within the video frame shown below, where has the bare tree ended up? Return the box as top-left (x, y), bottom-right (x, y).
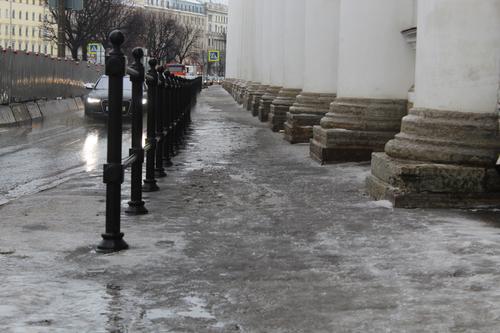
top-left (42, 0), bottom-right (138, 60)
top-left (94, 1), bottom-right (145, 58)
top-left (175, 23), bottom-right (203, 64)
top-left (142, 12), bottom-right (180, 64)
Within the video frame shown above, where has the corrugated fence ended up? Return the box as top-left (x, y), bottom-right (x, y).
top-left (0, 49), bottom-right (103, 105)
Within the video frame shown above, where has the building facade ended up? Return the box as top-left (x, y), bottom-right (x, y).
top-left (205, 0), bottom-right (227, 76)
top-left (225, 0), bottom-right (500, 209)
top-left (0, 0), bottom-right (57, 55)
top-left (139, 0), bottom-right (227, 76)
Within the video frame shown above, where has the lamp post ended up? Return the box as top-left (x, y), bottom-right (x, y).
top-left (8, 0), bottom-right (12, 49)
top-left (57, 0), bottom-right (65, 58)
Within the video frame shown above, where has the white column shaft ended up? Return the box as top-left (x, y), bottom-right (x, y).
top-left (283, 0), bottom-right (305, 89)
top-left (270, 0), bottom-right (285, 87)
top-left (226, 0), bottom-right (241, 78)
top-left (302, 0), bottom-right (341, 93)
top-left (337, 0), bottom-right (415, 100)
top-left (415, 0), bottom-right (500, 113)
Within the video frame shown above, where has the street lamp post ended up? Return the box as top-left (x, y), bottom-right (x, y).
top-left (57, 0), bottom-right (65, 58)
top-left (8, 0), bottom-right (12, 49)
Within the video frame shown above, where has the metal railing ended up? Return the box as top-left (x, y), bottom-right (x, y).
top-left (97, 30), bottom-right (202, 253)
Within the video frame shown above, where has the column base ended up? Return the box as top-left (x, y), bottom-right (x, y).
top-left (125, 200), bottom-right (148, 215)
top-left (142, 179), bottom-right (159, 192)
top-left (258, 86), bottom-right (281, 122)
top-left (250, 85), bottom-right (269, 116)
top-left (269, 88), bottom-right (301, 132)
top-left (235, 81), bottom-right (246, 104)
top-left (310, 98), bottom-right (407, 163)
top-left (366, 153), bottom-right (500, 208)
top-left (97, 233), bottom-right (129, 253)
top-left (242, 82), bottom-right (259, 109)
top-left (284, 92), bottom-right (336, 144)
top-left (310, 139), bottom-right (375, 164)
top-left (155, 168), bottom-right (167, 178)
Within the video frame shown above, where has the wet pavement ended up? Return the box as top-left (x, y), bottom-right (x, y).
top-left (0, 108), bottom-right (127, 206)
top-left (2, 86), bottom-right (500, 332)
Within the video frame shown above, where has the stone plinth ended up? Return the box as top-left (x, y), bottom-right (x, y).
top-left (222, 79), bottom-right (234, 94)
top-left (258, 86), bottom-right (282, 122)
top-left (242, 82), bottom-right (260, 109)
top-left (250, 85), bottom-right (269, 116)
top-left (234, 80), bottom-right (247, 104)
top-left (269, 88), bottom-right (301, 132)
top-left (367, 108), bottom-right (500, 208)
top-left (310, 98), bottom-right (407, 164)
top-left (284, 92), bottom-right (336, 144)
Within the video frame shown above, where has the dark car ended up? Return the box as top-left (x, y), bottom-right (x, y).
top-left (84, 75), bottom-right (146, 118)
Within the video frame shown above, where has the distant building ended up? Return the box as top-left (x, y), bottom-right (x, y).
top-left (0, 1), bottom-right (57, 55)
top-left (204, 0), bottom-right (227, 76)
top-left (137, 0), bottom-right (227, 76)
top-left (134, 0), bottom-right (206, 70)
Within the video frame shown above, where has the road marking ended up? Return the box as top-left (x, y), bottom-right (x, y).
top-left (62, 139), bottom-right (81, 147)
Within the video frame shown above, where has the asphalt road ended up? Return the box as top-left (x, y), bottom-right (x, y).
top-left (0, 110), bottom-right (132, 206)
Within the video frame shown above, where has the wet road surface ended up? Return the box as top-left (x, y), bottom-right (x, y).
top-left (2, 86), bottom-right (500, 332)
top-left (0, 110), bottom-right (131, 206)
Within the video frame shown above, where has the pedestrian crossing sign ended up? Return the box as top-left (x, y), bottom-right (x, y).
top-left (88, 43), bottom-right (100, 55)
top-left (208, 50), bottom-right (220, 62)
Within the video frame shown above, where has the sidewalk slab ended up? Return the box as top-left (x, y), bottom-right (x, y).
top-left (1, 86), bottom-right (500, 331)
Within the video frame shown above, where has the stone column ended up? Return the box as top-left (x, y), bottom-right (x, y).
top-left (310, 0), bottom-right (415, 163)
top-left (225, 0), bottom-right (241, 95)
top-left (269, 0), bottom-right (306, 132)
top-left (248, 0), bottom-right (271, 115)
top-left (284, 0), bottom-right (339, 143)
top-left (367, 0), bottom-right (500, 208)
top-left (240, 0), bottom-right (258, 107)
top-left (258, 0), bottom-right (285, 122)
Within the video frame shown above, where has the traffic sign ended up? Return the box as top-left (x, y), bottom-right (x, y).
top-left (208, 50), bottom-right (220, 63)
top-left (88, 43), bottom-right (100, 55)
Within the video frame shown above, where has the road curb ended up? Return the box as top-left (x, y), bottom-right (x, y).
top-left (10, 103), bottom-right (31, 124)
top-left (0, 98), bottom-right (84, 127)
top-left (0, 105), bottom-right (16, 126)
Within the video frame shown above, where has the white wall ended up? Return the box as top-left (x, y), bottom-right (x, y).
top-left (337, 0), bottom-right (415, 100)
top-left (225, 0), bottom-right (241, 78)
top-left (238, 0), bottom-right (255, 81)
top-left (302, 0), bottom-right (340, 93)
top-left (270, 0), bottom-right (285, 87)
top-left (283, 0), bottom-right (306, 90)
top-left (252, 0), bottom-right (264, 83)
top-left (258, 0), bottom-right (273, 85)
top-left (415, 0), bottom-right (500, 113)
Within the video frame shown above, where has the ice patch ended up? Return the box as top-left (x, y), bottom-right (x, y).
top-left (0, 305), bottom-right (18, 317)
top-left (146, 308), bottom-right (176, 320)
top-left (177, 296), bottom-right (215, 320)
top-left (351, 200), bottom-right (394, 210)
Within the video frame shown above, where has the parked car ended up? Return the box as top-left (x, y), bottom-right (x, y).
top-left (84, 75), bottom-right (147, 118)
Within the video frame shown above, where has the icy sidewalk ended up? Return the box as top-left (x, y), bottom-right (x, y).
top-left (1, 86), bottom-right (500, 332)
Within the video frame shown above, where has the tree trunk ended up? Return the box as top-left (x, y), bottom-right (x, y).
top-left (70, 46), bottom-right (79, 60)
top-left (82, 42), bottom-right (88, 61)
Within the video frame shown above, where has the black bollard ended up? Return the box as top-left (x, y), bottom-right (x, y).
top-left (97, 30), bottom-right (128, 253)
top-left (163, 72), bottom-right (173, 167)
top-left (170, 75), bottom-right (180, 157)
top-left (155, 65), bottom-right (167, 178)
top-left (175, 77), bottom-right (183, 150)
top-left (142, 59), bottom-right (160, 192)
top-left (125, 48), bottom-right (148, 215)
